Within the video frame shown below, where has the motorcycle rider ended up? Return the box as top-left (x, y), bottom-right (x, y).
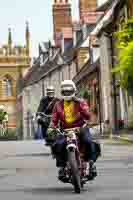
top-left (47, 80), bottom-right (100, 180)
top-left (0, 105), bottom-right (8, 134)
top-left (36, 86), bottom-right (58, 139)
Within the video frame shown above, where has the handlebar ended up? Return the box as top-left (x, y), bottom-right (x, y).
top-left (64, 127), bottom-right (80, 132)
top-left (36, 112), bottom-right (51, 118)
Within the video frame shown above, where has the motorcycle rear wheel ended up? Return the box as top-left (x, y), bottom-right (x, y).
top-left (68, 149), bottom-right (81, 194)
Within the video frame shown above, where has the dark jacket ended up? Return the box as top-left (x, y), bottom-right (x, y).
top-left (37, 96), bottom-right (59, 115)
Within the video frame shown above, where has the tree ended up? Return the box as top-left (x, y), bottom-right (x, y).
top-left (112, 17), bottom-right (133, 96)
top-left (79, 86), bottom-right (91, 100)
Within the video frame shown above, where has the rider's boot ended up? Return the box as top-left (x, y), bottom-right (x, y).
top-left (58, 167), bottom-right (66, 180)
top-left (87, 160), bottom-right (97, 180)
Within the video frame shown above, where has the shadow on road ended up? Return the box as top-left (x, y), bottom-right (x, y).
top-left (0, 186), bottom-right (92, 195)
top-left (3, 153), bottom-right (51, 158)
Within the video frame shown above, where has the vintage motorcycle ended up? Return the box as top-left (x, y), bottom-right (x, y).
top-left (51, 126), bottom-right (100, 194)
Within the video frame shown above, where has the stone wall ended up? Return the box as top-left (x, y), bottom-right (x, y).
top-left (22, 82), bottom-right (42, 139)
top-left (99, 34), bottom-right (115, 132)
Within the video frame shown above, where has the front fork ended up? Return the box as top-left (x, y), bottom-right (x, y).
top-left (66, 138), bottom-right (81, 172)
top-left (66, 138), bottom-right (87, 179)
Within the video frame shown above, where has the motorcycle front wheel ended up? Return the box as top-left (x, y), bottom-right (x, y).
top-left (68, 149), bottom-right (81, 194)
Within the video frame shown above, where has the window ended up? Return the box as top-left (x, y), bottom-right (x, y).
top-left (2, 77), bottom-right (13, 97)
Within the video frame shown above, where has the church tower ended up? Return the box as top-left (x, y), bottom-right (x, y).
top-left (79, 0), bottom-right (97, 24)
top-left (53, 0), bottom-right (72, 46)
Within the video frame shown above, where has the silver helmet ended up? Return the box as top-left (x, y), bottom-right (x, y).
top-left (61, 80), bottom-right (76, 101)
top-left (46, 86), bottom-right (55, 98)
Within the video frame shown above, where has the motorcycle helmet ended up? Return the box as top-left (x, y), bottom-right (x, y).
top-left (46, 86), bottom-right (55, 98)
top-left (61, 80), bottom-right (76, 101)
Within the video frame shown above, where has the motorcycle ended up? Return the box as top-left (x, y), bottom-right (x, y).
top-left (53, 127), bottom-right (92, 194)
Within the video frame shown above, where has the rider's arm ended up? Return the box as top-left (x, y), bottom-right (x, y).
top-left (36, 97), bottom-right (47, 115)
top-left (50, 102), bottom-right (59, 128)
top-left (80, 99), bottom-right (91, 120)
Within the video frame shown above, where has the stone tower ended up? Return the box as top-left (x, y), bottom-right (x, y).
top-left (53, 0), bottom-right (72, 46)
top-left (79, 0), bottom-right (97, 24)
top-left (0, 23), bottom-right (31, 129)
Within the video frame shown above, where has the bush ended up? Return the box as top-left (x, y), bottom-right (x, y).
top-left (79, 87), bottom-right (91, 99)
top-left (0, 128), bottom-right (18, 141)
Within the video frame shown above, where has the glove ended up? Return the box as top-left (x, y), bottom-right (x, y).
top-left (45, 128), bottom-right (57, 145)
top-left (47, 128), bottom-right (55, 135)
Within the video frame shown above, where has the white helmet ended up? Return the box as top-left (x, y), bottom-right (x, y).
top-left (0, 105), bottom-right (4, 110)
top-left (46, 85), bottom-right (55, 97)
top-left (61, 80), bottom-right (76, 101)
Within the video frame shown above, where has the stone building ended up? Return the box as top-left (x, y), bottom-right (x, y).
top-left (22, 45), bottom-right (77, 139)
top-left (91, 0), bottom-right (133, 133)
top-left (0, 23), bottom-right (31, 129)
top-left (73, 28), bottom-right (101, 125)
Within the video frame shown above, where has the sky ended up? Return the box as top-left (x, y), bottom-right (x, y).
top-left (0, 0), bottom-right (107, 57)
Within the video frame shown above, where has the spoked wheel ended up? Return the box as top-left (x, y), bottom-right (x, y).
top-left (68, 149), bottom-right (81, 194)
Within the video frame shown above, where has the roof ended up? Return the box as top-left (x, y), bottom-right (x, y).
top-left (39, 48), bottom-right (76, 81)
top-left (73, 59), bottom-right (100, 84)
top-left (23, 52), bottom-right (59, 87)
top-left (22, 22), bottom-right (99, 89)
top-left (75, 24), bottom-right (96, 48)
top-left (96, 0), bottom-right (114, 12)
top-left (62, 47), bottom-right (76, 63)
top-left (22, 46), bottom-right (76, 88)
top-left (91, 0), bottom-right (121, 36)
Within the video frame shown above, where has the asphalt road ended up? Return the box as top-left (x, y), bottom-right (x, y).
top-left (0, 139), bottom-right (133, 200)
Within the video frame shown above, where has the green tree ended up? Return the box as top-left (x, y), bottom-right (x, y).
top-left (112, 17), bottom-right (133, 96)
top-left (79, 86), bottom-right (91, 99)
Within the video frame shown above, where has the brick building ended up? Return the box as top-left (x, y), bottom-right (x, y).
top-left (53, 0), bottom-right (72, 47)
top-left (79, 0), bottom-right (101, 24)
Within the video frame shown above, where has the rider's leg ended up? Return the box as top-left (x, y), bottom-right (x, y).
top-left (80, 127), bottom-right (97, 179)
top-left (54, 134), bottom-right (66, 179)
top-left (41, 124), bottom-right (48, 139)
top-left (80, 127), bottom-right (97, 161)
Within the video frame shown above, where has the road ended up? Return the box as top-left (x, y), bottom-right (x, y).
top-left (0, 139), bottom-right (133, 200)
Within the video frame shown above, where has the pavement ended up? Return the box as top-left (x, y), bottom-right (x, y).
top-left (112, 135), bottom-right (133, 143)
top-left (109, 132), bottom-right (133, 143)
top-left (90, 123), bottom-right (133, 143)
top-left (0, 139), bottom-right (133, 199)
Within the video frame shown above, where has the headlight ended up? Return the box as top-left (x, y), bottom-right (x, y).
top-left (67, 131), bottom-right (76, 140)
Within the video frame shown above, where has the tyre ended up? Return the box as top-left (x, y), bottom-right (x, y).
top-left (68, 149), bottom-right (81, 194)
top-left (80, 179), bottom-right (84, 188)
